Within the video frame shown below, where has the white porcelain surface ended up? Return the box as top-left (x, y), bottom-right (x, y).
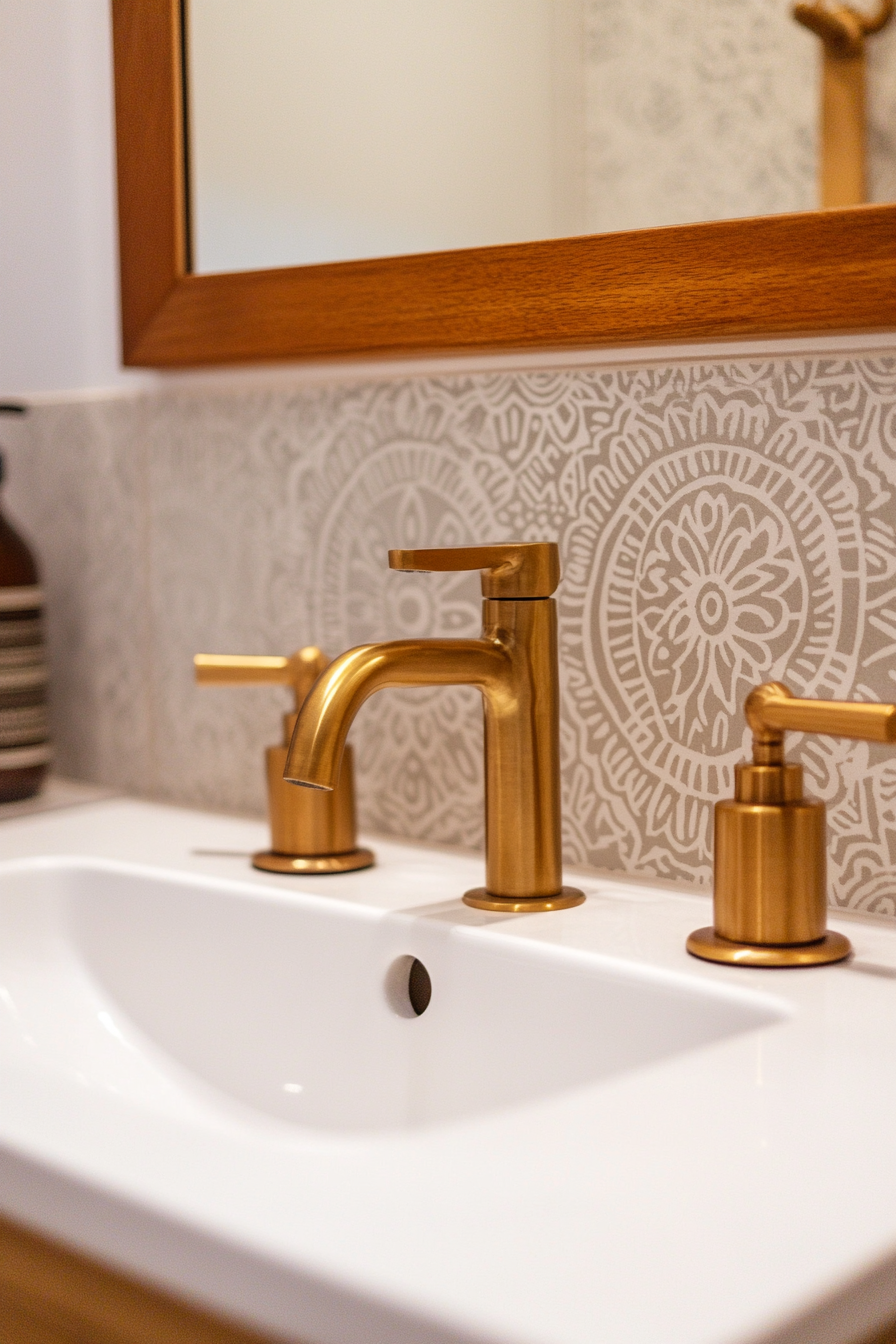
top-left (0, 858), bottom-right (780, 1133)
top-left (2, 798), bottom-right (896, 1344)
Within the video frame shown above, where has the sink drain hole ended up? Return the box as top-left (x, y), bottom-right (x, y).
top-left (408, 958), bottom-right (432, 1016)
top-left (385, 955), bottom-right (432, 1017)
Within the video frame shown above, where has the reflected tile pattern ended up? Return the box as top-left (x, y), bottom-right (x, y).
top-left (584, 0), bottom-right (896, 232)
top-left (7, 353), bottom-right (896, 914)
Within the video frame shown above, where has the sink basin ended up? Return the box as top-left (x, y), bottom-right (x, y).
top-left (2, 807), bottom-right (894, 1344)
top-left (0, 857), bottom-right (785, 1132)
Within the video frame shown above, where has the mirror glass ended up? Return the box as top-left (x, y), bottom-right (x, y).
top-left (186, 1), bottom-right (896, 275)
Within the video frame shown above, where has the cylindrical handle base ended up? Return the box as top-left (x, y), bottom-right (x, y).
top-left (266, 743), bottom-right (359, 857)
top-left (714, 796), bottom-right (827, 945)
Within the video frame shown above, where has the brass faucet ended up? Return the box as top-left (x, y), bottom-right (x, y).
top-left (194, 647), bottom-right (374, 875)
top-left (688, 681), bottom-right (896, 967)
top-left (284, 543), bottom-right (585, 912)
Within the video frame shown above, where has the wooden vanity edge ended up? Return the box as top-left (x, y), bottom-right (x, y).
top-left (2, 1205), bottom-right (896, 1343)
top-left (0, 1211), bottom-right (281, 1344)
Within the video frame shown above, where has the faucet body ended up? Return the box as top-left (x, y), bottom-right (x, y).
top-left (285, 544), bottom-right (583, 912)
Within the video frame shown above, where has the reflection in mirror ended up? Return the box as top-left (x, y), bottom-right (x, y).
top-left (186, 0), bottom-right (896, 277)
top-left (187, 0), bottom-right (586, 272)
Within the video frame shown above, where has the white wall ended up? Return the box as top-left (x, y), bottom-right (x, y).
top-left (0, 0), bottom-right (147, 398)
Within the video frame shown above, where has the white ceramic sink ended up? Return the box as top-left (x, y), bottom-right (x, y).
top-left (4, 803), bottom-right (896, 1344)
top-left (0, 855), bottom-right (784, 1132)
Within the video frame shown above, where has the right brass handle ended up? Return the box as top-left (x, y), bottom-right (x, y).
top-left (687, 679), bottom-right (896, 968)
top-left (746, 681), bottom-right (896, 763)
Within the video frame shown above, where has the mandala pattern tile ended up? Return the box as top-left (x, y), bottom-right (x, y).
top-left (15, 351), bottom-right (896, 916)
top-left (583, 0), bottom-right (816, 231)
top-left (583, 0), bottom-right (894, 231)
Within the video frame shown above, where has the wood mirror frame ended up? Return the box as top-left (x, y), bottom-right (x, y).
top-left (112, 0), bottom-right (896, 369)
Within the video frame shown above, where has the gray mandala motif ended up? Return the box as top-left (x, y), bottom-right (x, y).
top-left (274, 361), bottom-right (896, 912)
top-left (28, 355), bottom-right (896, 920)
top-left (561, 369), bottom-right (896, 909)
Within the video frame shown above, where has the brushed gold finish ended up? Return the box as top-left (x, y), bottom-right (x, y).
top-left (793, 1), bottom-right (894, 207)
top-left (389, 543), bottom-right (560, 599)
top-left (265, 730), bottom-right (358, 854)
top-left (744, 680), bottom-right (896, 756)
top-left (252, 846), bottom-right (375, 875)
top-left (194, 648), bottom-right (373, 874)
top-left (194, 647), bottom-right (326, 700)
top-left (689, 680), bottom-right (896, 967)
top-left (285, 543), bottom-right (585, 911)
top-left (686, 927), bottom-right (852, 967)
top-left (714, 787), bottom-right (828, 945)
top-left (462, 886), bottom-right (586, 913)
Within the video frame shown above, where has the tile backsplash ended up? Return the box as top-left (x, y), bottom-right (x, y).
top-left (7, 352), bottom-right (896, 914)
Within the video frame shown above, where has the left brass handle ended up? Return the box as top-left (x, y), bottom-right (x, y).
top-left (194, 648), bottom-right (329, 710)
top-left (193, 646), bottom-right (374, 877)
top-left (194, 653), bottom-right (293, 684)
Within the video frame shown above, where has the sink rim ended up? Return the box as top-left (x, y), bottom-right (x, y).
top-left (0, 848), bottom-right (795, 1016)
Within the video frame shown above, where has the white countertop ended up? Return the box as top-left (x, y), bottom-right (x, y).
top-left (0, 794), bottom-right (895, 1344)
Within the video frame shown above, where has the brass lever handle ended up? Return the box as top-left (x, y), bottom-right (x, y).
top-left (746, 681), bottom-right (896, 764)
top-left (194, 648), bottom-right (329, 711)
top-left (388, 543), bottom-right (560, 599)
top-left (688, 680), bottom-right (896, 968)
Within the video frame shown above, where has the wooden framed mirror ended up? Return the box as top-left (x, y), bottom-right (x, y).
top-left (112, 0), bottom-right (895, 369)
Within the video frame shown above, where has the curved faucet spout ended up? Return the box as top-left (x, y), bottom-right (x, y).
top-left (284, 638), bottom-right (509, 791)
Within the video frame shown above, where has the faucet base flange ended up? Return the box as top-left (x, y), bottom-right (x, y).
top-left (686, 926), bottom-right (852, 967)
top-left (462, 886), bottom-right (586, 913)
top-left (252, 847), bottom-right (375, 875)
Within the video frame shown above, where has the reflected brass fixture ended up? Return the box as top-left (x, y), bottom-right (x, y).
top-left (194, 648), bottom-right (374, 875)
top-left (793, 0), bottom-right (894, 207)
top-left (284, 543), bottom-right (585, 913)
top-left (688, 681), bottom-right (896, 967)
